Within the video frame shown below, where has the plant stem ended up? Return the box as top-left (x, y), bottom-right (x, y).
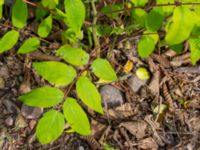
top-left (91, 0), bottom-right (100, 57)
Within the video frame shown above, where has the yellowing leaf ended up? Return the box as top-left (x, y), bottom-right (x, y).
top-left (136, 67), bottom-right (150, 80)
top-left (123, 60), bottom-right (133, 73)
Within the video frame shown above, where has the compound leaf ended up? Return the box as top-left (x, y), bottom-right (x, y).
top-left (18, 37), bottom-right (40, 54)
top-left (36, 109), bottom-right (65, 144)
top-left (33, 61), bottom-right (76, 87)
top-left (18, 86), bottom-right (64, 108)
top-left (91, 58), bottom-right (117, 82)
top-left (64, 0), bottom-right (85, 33)
top-left (76, 76), bottom-right (103, 114)
top-left (0, 30), bottom-right (19, 53)
top-left (63, 97), bottom-right (91, 135)
top-left (164, 6), bottom-right (195, 45)
top-left (38, 14), bottom-right (52, 38)
top-left (56, 45), bottom-right (89, 66)
top-left (12, 0), bottom-right (28, 28)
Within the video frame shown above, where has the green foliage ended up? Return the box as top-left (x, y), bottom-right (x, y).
top-left (138, 33), bottom-right (158, 58)
top-left (64, 0), bottom-right (85, 33)
top-left (189, 37), bottom-right (200, 65)
top-left (41, 0), bottom-right (59, 9)
top-left (33, 61), bottom-right (77, 87)
top-left (130, 0), bottom-right (148, 7)
top-left (91, 58), bottom-right (117, 82)
top-left (101, 4), bottom-right (122, 19)
top-left (56, 45), bottom-right (89, 66)
top-left (12, 0), bottom-right (28, 28)
top-left (164, 6), bottom-right (195, 45)
top-left (76, 76), bottom-right (103, 114)
top-left (0, 0), bottom-right (199, 145)
top-left (38, 14), bottom-right (52, 38)
top-left (18, 37), bottom-right (40, 54)
top-left (18, 87), bottom-right (64, 108)
top-left (63, 97), bottom-right (91, 135)
top-left (36, 110), bottom-right (65, 144)
top-left (145, 8), bottom-right (164, 31)
top-left (131, 8), bottom-right (147, 27)
top-left (0, 30), bottom-right (19, 53)
top-left (0, 0), bottom-right (3, 19)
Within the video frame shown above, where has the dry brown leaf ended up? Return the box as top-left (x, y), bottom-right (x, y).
top-left (139, 137), bottom-right (158, 150)
top-left (91, 120), bottom-right (107, 139)
top-left (149, 69), bottom-right (160, 95)
top-left (120, 121), bottom-right (147, 139)
top-left (107, 103), bottom-right (135, 119)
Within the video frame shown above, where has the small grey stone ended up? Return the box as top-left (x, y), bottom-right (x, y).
top-left (127, 75), bottom-right (147, 93)
top-left (21, 105), bottom-right (43, 119)
top-left (100, 85), bottom-right (124, 108)
top-left (5, 116), bottom-right (14, 126)
top-left (0, 77), bottom-right (5, 89)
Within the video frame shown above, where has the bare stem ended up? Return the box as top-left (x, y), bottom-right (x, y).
top-left (91, 0), bottom-right (100, 57)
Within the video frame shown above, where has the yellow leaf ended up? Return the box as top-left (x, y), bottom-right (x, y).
top-left (97, 79), bottom-right (112, 84)
top-left (123, 60), bottom-right (133, 73)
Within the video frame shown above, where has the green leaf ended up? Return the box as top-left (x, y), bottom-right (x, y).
top-left (12, 0), bottom-right (28, 28)
top-left (41, 0), bottom-right (59, 9)
top-left (33, 61), bottom-right (76, 87)
top-left (131, 8), bottom-right (147, 27)
top-left (76, 76), bottom-right (103, 114)
top-left (156, 0), bottom-right (174, 16)
top-left (145, 8), bottom-right (164, 31)
top-left (18, 37), bottom-right (40, 54)
top-left (189, 37), bottom-right (200, 65)
top-left (18, 86), bottom-right (64, 108)
top-left (91, 58), bottom-right (117, 82)
top-left (64, 0), bottom-right (85, 33)
top-left (138, 33), bottom-right (159, 58)
top-left (0, 30), bottom-right (19, 53)
top-left (36, 109), bottom-right (65, 144)
top-left (63, 97), bottom-right (91, 135)
top-left (56, 45), bottom-right (89, 66)
top-left (0, 4), bottom-right (3, 19)
top-left (38, 14), bottom-right (52, 38)
top-left (36, 6), bottom-right (48, 21)
top-left (169, 44), bottom-right (183, 54)
top-left (96, 24), bottom-right (113, 36)
top-left (130, 0), bottom-right (148, 7)
top-left (164, 6), bottom-right (195, 45)
top-left (101, 4), bottom-right (122, 19)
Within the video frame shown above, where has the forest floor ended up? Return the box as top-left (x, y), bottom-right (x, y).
top-left (1, 2), bottom-right (200, 150)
